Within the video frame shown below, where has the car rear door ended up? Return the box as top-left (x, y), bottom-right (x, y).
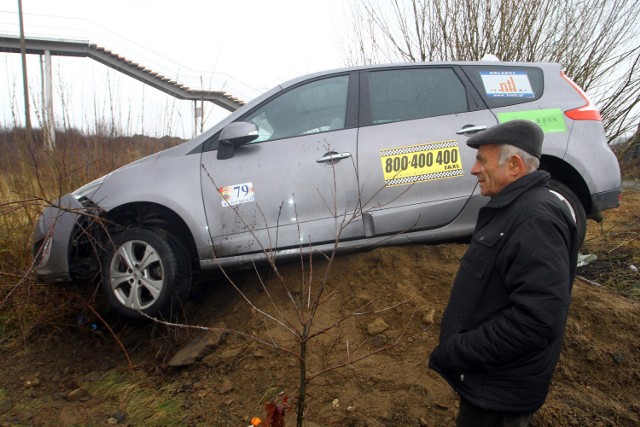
top-left (356, 66), bottom-right (498, 237)
top-left (200, 73), bottom-right (363, 257)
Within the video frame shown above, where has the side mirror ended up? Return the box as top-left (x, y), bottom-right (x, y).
top-left (217, 122), bottom-right (259, 160)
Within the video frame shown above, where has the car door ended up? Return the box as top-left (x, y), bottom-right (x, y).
top-left (356, 66), bottom-right (498, 236)
top-left (200, 73), bottom-right (363, 257)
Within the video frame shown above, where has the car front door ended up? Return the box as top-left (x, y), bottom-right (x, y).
top-left (356, 66), bottom-right (498, 236)
top-left (201, 73), bottom-right (363, 257)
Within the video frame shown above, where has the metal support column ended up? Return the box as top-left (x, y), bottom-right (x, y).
top-left (193, 100), bottom-right (198, 138)
top-left (193, 99), bottom-right (205, 137)
top-left (42, 49), bottom-right (55, 149)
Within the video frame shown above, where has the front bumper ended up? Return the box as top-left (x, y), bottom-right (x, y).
top-left (32, 194), bottom-right (85, 283)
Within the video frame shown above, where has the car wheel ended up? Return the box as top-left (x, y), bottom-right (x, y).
top-left (549, 180), bottom-right (586, 248)
top-left (102, 227), bottom-right (191, 320)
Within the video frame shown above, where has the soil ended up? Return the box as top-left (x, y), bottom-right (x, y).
top-left (1, 188), bottom-right (639, 427)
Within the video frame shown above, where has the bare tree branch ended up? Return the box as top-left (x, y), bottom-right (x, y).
top-left (348, 0), bottom-right (640, 143)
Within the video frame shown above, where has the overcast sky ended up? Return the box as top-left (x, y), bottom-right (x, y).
top-left (0, 0), bottom-right (352, 137)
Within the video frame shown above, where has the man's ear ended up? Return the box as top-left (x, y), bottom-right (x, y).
top-left (509, 155), bottom-right (526, 176)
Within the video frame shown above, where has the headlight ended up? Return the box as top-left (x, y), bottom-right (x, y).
top-left (72, 174), bottom-right (108, 201)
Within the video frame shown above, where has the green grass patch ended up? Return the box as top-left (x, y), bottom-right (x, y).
top-left (88, 371), bottom-right (184, 425)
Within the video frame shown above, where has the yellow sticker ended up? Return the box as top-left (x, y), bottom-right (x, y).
top-left (380, 140), bottom-right (463, 186)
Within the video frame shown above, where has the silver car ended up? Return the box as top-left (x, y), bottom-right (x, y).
top-left (32, 61), bottom-right (622, 319)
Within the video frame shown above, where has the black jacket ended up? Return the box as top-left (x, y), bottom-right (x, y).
top-left (429, 170), bottom-right (578, 413)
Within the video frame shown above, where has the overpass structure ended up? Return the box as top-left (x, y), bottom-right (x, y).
top-left (0, 35), bottom-right (245, 112)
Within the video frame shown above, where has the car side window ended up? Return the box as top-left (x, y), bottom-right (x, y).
top-left (368, 68), bottom-right (469, 124)
top-left (244, 75), bottom-right (349, 143)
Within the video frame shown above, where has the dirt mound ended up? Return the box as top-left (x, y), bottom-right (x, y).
top-left (1, 188), bottom-right (639, 426)
top-left (1, 238), bottom-right (639, 426)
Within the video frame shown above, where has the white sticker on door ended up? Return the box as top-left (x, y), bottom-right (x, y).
top-left (218, 182), bottom-right (255, 207)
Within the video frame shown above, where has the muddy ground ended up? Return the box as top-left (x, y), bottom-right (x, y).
top-left (0, 188), bottom-right (638, 427)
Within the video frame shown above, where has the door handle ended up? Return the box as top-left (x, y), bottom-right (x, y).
top-left (456, 125), bottom-right (487, 135)
top-left (316, 152), bottom-right (352, 163)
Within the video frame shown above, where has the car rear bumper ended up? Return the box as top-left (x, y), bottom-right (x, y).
top-left (32, 194), bottom-right (84, 283)
top-left (589, 188), bottom-right (622, 221)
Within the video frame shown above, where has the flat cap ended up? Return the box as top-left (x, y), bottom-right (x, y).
top-left (466, 120), bottom-right (544, 159)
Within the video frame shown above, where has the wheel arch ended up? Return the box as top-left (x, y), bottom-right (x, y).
top-left (539, 155), bottom-right (593, 216)
top-left (103, 202), bottom-right (200, 273)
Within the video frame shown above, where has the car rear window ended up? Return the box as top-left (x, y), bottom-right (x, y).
top-left (368, 67), bottom-right (469, 124)
top-left (462, 65), bottom-right (544, 108)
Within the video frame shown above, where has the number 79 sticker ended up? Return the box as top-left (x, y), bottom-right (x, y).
top-left (218, 182), bottom-right (255, 207)
top-left (380, 140), bottom-right (464, 186)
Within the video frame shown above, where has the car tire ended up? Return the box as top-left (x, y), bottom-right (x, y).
top-left (548, 180), bottom-right (586, 248)
top-left (101, 227), bottom-right (192, 320)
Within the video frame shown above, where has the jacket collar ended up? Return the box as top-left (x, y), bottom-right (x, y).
top-left (485, 170), bottom-right (550, 209)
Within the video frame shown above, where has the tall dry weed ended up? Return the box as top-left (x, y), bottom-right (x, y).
top-left (0, 126), bottom-right (183, 348)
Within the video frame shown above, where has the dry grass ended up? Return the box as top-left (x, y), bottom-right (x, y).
top-left (0, 128), bottom-right (183, 349)
top-left (580, 186), bottom-right (640, 296)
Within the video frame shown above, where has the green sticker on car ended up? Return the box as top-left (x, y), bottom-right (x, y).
top-left (498, 109), bottom-right (567, 133)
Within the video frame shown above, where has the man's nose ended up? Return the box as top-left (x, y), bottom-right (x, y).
top-left (470, 162), bottom-right (480, 175)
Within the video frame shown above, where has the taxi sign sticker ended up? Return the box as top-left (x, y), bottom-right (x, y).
top-left (480, 71), bottom-right (534, 98)
top-left (380, 140), bottom-right (463, 187)
top-left (497, 109), bottom-right (568, 133)
top-left (219, 182), bottom-right (255, 207)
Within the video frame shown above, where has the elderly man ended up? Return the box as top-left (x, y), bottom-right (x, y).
top-left (429, 120), bottom-right (579, 427)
